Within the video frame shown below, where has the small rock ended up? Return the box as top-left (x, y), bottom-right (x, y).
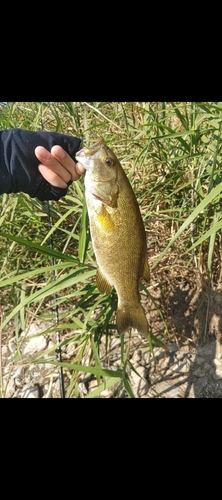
top-left (130, 353), bottom-right (140, 369)
top-left (193, 368), bottom-right (207, 377)
top-left (167, 342), bottom-right (179, 353)
top-left (155, 350), bottom-right (167, 361)
top-left (8, 338), bottom-right (17, 353)
top-left (174, 362), bottom-right (189, 374)
top-left (21, 385), bottom-right (40, 398)
top-left (23, 335), bottom-right (48, 355)
top-left (100, 388), bottom-right (112, 397)
top-left (13, 367), bottom-right (25, 387)
top-left (186, 357), bottom-right (193, 367)
top-left (139, 358), bottom-right (145, 366)
top-left (195, 356), bottom-right (205, 365)
top-left (110, 353), bottom-right (119, 362)
top-left (214, 358), bottom-right (222, 367)
top-left (213, 367), bottom-right (222, 379)
top-left (24, 375), bottom-right (32, 385)
top-left (167, 386), bottom-right (181, 397)
top-left (143, 352), bottom-right (151, 365)
top-left (115, 358), bottom-right (122, 367)
top-left (110, 338), bottom-right (121, 350)
top-left (3, 365), bottom-right (10, 375)
top-left (132, 350), bottom-right (141, 363)
top-left (1, 345), bottom-right (8, 357)
top-left (197, 341), bottom-right (215, 357)
top-left (130, 366), bottom-right (149, 397)
top-left (209, 368), bottom-right (215, 377)
top-left (3, 377), bottom-right (15, 398)
top-left (203, 362), bottom-right (213, 371)
top-left (176, 352), bottom-right (186, 361)
top-left (88, 379), bottom-right (98, 392)
top-left (12, 367), bottom-right (25, 379)
top-left (215, 340), bottom-right (222, 360)
top-left (78, 382), bottom-right (87, 396)
top-left (24, 321), bottom-right (51, 337)
top-left (47, 341), bottom-right (56, 351)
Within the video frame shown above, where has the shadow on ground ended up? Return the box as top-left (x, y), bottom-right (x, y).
top-left (145, 269), bottom-right (222, 398)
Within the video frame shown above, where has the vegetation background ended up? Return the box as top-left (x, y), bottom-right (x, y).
top-left (1, 102), bottom-right (222, 398)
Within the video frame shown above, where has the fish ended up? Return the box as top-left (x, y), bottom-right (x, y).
top-left (75, 138), bottom-right (150, 337)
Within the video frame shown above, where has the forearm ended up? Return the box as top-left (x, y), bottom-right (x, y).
top-left (0, 128), bottom-right (82, 200)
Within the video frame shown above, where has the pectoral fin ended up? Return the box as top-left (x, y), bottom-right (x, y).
top-left (96, 268), bottom-right (113, 294)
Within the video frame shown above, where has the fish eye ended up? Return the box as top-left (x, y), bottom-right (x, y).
top-left (105, 157), bottom-right (114, 167)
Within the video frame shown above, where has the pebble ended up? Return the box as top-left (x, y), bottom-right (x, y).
top-left (78, 382), bottom-right (87, 396)
top-left (176, 352), bottom-right (186, 361)
top-left (203, 362), bottom-right (212, 371)
top-left (174, 362), bottom-right (189, 373)
top-left (167, 342), bottom-right (179, 353)
top-left (193, 368), bottom-right (206, 377)
top-left (130, 365), bottom-right (149, 397)
top-left (8, 338), bottom-right (17, 353)
top-left (142, 352), bottom-right (151, 364)
top-left (195, 356), bottom-right (205, 365)
top-left (216, 366), bottom-right (222, 375)
top-left (20, 385), bottom-right (40, 398)
top-left (110, 338), bottom-right (121, 350)
top-left (132, 352), bottom-right (141, 363)
top-left (23, 336), bottom-right (48, 355)
top-left (215, 340), bottom-right (222, 359)
top-left (3, 377), bottom-right (15, 398)
top-left (1, 345), bottom-right (8, 356)
top-left (214, 358), bottom-right (222, 367)
top-left (197, 341), bottom-right (215, 357)
top-left (13, 367), bottom-right (25, 387)
top-left (88, 379), bottom-right (98, 392)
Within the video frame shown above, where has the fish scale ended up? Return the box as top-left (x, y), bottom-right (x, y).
top-left (76, 138), bottom-right (150, 337)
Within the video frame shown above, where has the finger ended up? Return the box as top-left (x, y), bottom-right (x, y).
top-left (38, 164), bottom-right (67, 188)
top-left (50, 145), bottom-right (82, 181)
top-left (75, 162), bottom-right (86, 176)
top-left (35, 146), bottom-right (72, 184)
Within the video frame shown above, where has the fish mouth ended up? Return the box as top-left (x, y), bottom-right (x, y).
top-left (75, 149), bottom-right (85, 163)
top-left (75, 149), bottom-right (85, 159)
top-left (75, 149), bottom-right (101, 170)
top-left (76, 138), bottom-right (106, 164)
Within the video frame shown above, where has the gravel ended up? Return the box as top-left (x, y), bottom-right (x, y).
top-left (1, 321), bottom-right (222, 398)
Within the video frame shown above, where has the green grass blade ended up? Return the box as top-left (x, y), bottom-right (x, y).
top-left (188, 217), bottom-right (222, 251)
top-left (0, 232), bottom-right (75, 261)
top-left (85, 377), bottom-right (120, 398)
top-left (152, 182), bottom-right (222, 268)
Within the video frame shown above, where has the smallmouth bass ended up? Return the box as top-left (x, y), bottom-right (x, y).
top-left (76, 138), bottom-right (150, 337)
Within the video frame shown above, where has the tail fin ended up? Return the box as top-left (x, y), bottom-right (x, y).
top-left (116, 304), bottom-right (149, 337)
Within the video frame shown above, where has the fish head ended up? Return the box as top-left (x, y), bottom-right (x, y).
top-left (76, 138), bottom-right (120, 182)
top-left (76, 138), bottom-right (120, 207)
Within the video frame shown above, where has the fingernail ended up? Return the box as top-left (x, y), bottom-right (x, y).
top-left (35, 147), bottom-right (51, 160)
top-left (51, 145), bottom-right (65, 158)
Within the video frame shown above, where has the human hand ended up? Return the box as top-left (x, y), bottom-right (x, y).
top-left (35, 145), bottom-right (86, 188)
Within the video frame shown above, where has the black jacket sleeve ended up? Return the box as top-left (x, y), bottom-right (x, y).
top-left (0, 128), bottom-right (83, 201)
